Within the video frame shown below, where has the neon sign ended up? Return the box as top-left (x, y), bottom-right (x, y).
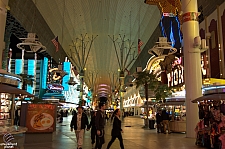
top-left (163, 13), bottom-right (176, 17)
top-left (167, 65), bottom-right (184, 87)
top-left (47, 84), bottom-right (64, 91)
top-left (49, 68), bottom-right (61, 81)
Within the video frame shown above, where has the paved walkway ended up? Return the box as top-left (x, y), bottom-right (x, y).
top-left (21, 115), bottom-right (204, 149)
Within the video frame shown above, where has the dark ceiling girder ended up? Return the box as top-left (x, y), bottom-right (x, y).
top-left (8, 0), bottom-right (68, 63)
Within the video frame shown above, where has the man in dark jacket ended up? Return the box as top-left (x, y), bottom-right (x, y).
top-left (162, 110), bottom-right (170, 134)
top-left (95, 103), bottom-right (106, 149)
top-left (106, 109), bottom-right (124, 149)
top-left (88, 111), bottom-right (97, 148)
top-left (70, 106), bottom-right (89, 149)
top-left (156, 110), bottom-right (163, 133)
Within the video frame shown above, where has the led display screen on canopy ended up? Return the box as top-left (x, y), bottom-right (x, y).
top-left (97, 88), bottom-right (109, 91)
top-left (99, 84), bottom-right (108, 87)
top-left (98, 91), bottom-right (108, 93)
top-left (97, 84), bottom-right (111, 91)
top-left (99, 94), bottom-right (108, 97)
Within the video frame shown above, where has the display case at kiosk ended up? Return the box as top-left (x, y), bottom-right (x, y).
top-left (161, 98), bottom-right (186, 133)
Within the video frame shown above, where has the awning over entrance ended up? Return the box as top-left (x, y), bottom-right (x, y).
top-left (192, 93), bottom-right (225, 103)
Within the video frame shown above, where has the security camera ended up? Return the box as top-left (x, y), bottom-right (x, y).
top-left (194, 36), bottom-right (201, 48)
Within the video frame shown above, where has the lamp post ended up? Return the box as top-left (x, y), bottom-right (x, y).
top-left (119, 71), bottom-right (125, 115)
top-left (70, 34), bottom-right (97, 106)
top-left (109, 35), bottom-right (137, 118)
top-left (182, 0), bottom-right (202, 138)
top-left (79, 69), bottom-right (84, 105)
top-left (86, 72), bottom-right (98, 108)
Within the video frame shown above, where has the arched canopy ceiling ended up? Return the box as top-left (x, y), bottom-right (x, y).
top-left (33, 0), bottom-right (161, 96)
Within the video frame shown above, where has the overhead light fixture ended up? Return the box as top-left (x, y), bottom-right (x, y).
top-left (17, 33), bottom-right (46, 53)
top-left (148, 37), bottom-right (177, 57)
top-left (68, 77), bottom-right (77, 86)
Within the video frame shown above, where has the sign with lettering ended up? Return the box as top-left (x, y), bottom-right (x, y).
top-left (47, 83), bottom-right (64, 91)
top-left (25, 104), bottom-right (56, 133)
top-left (167, 65), bottom-right (184, 87)
top-left (182, 12), bottom-right (198, 23)
top-left (163, 13), bottom-right (176, 17)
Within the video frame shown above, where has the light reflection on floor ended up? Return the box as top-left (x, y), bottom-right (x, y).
top-left (21, 115), bottom-right (203, 149)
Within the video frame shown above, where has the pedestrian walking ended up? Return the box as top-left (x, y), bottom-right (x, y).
top-left (95, 103), bottom-right (106, 149)
top-left (70, 106), bottom-right (89, 149)
top-left (59, 109), bottom-right (64, 123)
top-left (106, 109), bottom-right (124, 149)
top-left (88, 111), bottom-right (97, 148)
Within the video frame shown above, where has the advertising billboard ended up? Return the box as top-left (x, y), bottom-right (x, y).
top-left (25, 104), bottom-right (56, 133)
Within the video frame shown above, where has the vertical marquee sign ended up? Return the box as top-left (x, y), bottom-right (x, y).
top-left (167, 64), bottom-right (184, 87)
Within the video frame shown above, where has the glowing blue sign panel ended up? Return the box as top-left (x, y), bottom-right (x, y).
top-left (42, 57), bottom-right (48, 89)
top-left (15, 59), bottom-right (23, 74)
top-left (62, 62), bottom-right (70, 91)
top-left (27, 60), bottom-right (35, 94)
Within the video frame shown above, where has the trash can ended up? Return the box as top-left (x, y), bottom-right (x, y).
top-left (144, 119), bottom-right (148, 127)
top-left (149, 120), bottom-right (155, 129)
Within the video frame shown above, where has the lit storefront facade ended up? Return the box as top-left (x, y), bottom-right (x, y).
top-left (123, 86), bottom-right (143, 116)
top-left (123, 56), bottom-right (185, 115)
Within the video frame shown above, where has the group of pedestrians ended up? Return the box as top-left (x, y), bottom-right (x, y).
top-left (156, 109), bottom-right (171, 134)
top-left (70, 103), bottom-right (124, 149)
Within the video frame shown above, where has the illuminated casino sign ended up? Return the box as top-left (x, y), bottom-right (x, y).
top-left (167, 64), bottom-right (184, 87)
top-left (47, 84), bottom-right (64, 91)
top-left (49, 67), bottom-right (67, 81)
top-left (146, 57), bottom-right (184, 87)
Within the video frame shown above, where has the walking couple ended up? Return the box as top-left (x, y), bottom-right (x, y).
top-left (90, 103), bottom-right (125, 149)
top-left (70, 103), bottom-right (106, 149)
top-left (70, 103), bottom-right (124, 149)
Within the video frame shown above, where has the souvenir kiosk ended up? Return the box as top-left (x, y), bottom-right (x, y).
top-left (193, 85), bottom-right (225, 149)
top-left (159, 98), bottom-right (186, 133)
top-left (0, 69), bottom-right (34, 149)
